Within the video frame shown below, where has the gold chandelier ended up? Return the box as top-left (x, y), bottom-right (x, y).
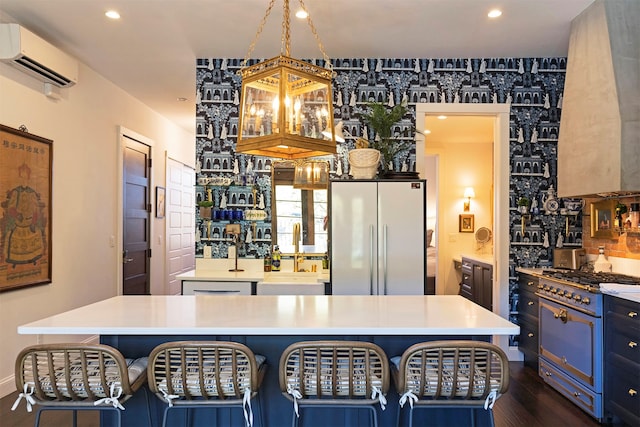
top-left (236, 0), bottom-right (337, 160)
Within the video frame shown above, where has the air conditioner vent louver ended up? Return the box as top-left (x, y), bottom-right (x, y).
top-left (0, 23), bottom-right (78, 88)
top-left (14, 55), bottom-right (74, 87)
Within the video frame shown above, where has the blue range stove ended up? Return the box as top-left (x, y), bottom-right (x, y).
top-left (537, 270), bottom-right (639, 421)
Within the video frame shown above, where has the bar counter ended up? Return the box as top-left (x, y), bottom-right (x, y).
top-left (18, 295), bottom-right (519, 426)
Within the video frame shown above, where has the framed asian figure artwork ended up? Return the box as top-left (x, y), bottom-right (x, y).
top-left (0, 124), bottom-right (53, 292)
top-left (459, 214), bottom-right (474, 233)
top-left (590, 199), bottom-right (616, 238)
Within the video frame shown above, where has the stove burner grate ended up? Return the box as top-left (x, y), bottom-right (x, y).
top-left (542, 270), bottom-right (640, 287)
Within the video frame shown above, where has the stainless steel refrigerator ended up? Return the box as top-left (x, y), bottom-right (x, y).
top-left (329, 180), bottom-right (427, 295)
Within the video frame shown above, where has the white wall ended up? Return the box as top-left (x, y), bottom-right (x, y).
top-left (0, 61), bottom-right (194, 397)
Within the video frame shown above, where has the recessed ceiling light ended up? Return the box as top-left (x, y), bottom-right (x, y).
top-left (295, 9), bottom-right (308, 19)
top-left (177, 97), bottom-right (188, 102)
top-left (105, 10), bottom-right (121, 19)
top-left (488, 9), bottom-right (502, 18)
top-left (423, 129), bottom-right (432, 135)
top-left (105, 10), bottom-right (120, 19)
top-left (437, 115), bottom-right (447, 120)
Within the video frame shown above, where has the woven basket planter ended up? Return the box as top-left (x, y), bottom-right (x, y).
top-left (348, 148), bottom-right (380, 179)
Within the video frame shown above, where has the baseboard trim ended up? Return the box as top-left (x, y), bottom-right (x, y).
top-left (0, 335), bottom-right (99, 399)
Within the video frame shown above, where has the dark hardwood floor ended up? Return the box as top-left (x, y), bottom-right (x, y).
top-left (0, 363), bottom-right (604, 427)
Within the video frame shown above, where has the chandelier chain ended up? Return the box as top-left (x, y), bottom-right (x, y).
top-left (282, 0), bottom-right (291, 56)
top-left (240, 0), bottom-right (332, 71)
top-left (241, 0), bottom-right (277, 69)
top-left (297, 0), bottom-right (331, 67)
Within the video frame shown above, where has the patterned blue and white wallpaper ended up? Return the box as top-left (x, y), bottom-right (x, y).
top-left (194, 57), bottom-right (583, 289)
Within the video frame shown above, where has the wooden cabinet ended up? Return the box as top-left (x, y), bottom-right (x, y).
top-left (460, 257), bottom-right (493, 311)
top-left (460, 259), bottom-right (473, 301)
top-left (604, 295), bottom-right (640, 426)
top-left (517, 273), bottom-right (540, 369)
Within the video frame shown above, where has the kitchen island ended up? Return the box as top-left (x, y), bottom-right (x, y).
top-left (18, 295), bottom-right (519, 426)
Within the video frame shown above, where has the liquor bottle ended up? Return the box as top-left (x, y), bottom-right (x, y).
top-left (271, 246), bottom-right (281, 272)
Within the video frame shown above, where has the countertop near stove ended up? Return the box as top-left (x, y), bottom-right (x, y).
top-left (600, 287), bottom-right (640, 304)
top-left (516, 267), bottom-right (640, 304)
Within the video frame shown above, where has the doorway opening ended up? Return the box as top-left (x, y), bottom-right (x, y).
top-left (415, 103), bottom-right (517, 359)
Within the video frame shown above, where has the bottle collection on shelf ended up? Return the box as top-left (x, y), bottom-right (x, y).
top-left (613, 202), bottom-right (640, 235)
top-left (197, 180), bottom-right (268, 242)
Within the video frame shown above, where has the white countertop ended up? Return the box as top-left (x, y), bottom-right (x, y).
top-left (460, 253), bottom-right (494, 265)
top-left (177, 269), bottom-right (330, 283)
top-left (18, 295), bottom-right (519, 336)
top-left (601, 289), bottom-right (640, 304)
top-left (177, 269), bottom-right (265, 281)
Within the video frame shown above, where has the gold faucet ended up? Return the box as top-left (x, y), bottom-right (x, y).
top-left (292, 223), bottom-right (303, 272)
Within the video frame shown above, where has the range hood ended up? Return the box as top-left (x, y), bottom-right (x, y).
top-left (557, 0), bottom-right (639, 198)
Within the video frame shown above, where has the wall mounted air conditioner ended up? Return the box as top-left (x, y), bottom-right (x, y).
top-left (0, 23), bottom-right (78, 87)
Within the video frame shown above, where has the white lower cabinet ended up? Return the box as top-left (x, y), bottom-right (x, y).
top-left (181, 280), bottom-right (253, 295)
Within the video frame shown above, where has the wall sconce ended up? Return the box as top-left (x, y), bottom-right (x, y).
top-left (463, 187), bottom-right (475, 212)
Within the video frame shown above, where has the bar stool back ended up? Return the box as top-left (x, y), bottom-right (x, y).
top-left (392, 340), bottom-right (509, 427)
top-left (13, 343), bottom-right (149, 427)
top-left (279, 340), bottom-right (389, 427)
top-left (147, 341), bottom-right (266, 427)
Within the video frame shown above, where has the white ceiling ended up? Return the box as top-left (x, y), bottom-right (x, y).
top-left (0, 0), bottom-right (594, 133)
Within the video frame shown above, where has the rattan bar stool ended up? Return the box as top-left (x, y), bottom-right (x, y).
top-left (147, 341), bottom-right (267, 427)
top-left (12, 343), bottom-right (150, 427)
top-left (279, 340), bottom-right (390, 427)
top-left (391, 340), bottom-right (509, 427)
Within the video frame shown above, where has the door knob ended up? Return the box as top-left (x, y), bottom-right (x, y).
top-left (123, 250), bottom-right (134, 264)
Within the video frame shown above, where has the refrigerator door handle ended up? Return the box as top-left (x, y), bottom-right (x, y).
top-left (369, 224), bottom-right (375, 295)
top-left (382, 224), bottom-right (388, 295)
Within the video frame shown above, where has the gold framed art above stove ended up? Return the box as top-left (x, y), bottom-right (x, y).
top-left (590, 199), bottom-right (616, 239)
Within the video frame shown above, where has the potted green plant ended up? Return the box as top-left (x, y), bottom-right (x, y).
top-left (197, 200), bottom-right (213, 218)
top-left (615, 202), bottom-right (627, 215)
top-left (360, 102), bottom-right (413, 175)
top-left (517, 197), bottom-right (530, 214)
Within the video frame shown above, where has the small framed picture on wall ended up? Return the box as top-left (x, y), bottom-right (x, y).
top-left (459, 214), bottom-right (474, 233)
top-left (156, 186), bottom-right (165, 218)
top-left (590, 199), bottom-right (615, 238)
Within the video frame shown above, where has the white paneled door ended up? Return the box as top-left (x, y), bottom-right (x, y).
top-left (166, 158), bottom-right (195, 295)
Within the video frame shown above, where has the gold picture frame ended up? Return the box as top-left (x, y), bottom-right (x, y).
top-left (590, 199), bottom-right (616, 238)
top-left (0, 124), bottom-right (53, 292)
top-left (459, 214), bottom-right (474, 233)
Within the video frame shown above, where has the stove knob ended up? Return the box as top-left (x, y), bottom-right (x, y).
top-left (544, 286), bottom-right (551, 292)
top-left (538, 284), bottom-right (544, 290)
top-left (582, 297), bottom-right (590, 305)
top-left (551, 288), bottom-right (558, 294)
top-left (557, 290), bottom-right (565, 297)
top-left (574, 295), bottom-right (581, 302)
top-left (565, 292), bottom-right (573, 299)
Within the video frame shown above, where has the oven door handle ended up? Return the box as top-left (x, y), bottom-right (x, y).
top-left (554, 308), bottom-right (568, 323)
